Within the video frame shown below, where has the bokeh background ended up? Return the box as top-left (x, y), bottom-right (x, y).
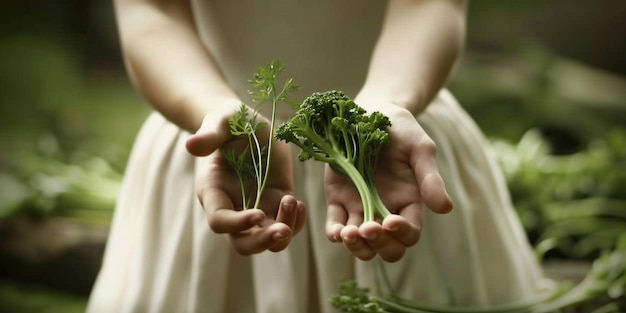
top-left (0, 1), bottom-right (625, 312)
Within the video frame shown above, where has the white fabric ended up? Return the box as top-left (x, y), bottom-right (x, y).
top-left (87, 1), bottom-right (551, 312)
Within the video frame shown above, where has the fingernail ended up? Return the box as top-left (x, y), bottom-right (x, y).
top-left (283, 202), bottom-right (294, 213)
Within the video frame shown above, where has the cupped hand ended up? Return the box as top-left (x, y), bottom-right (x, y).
top-left (186, 103), bottom-right (306, 255)
top-left (325, 102), bottom-right (453, 262)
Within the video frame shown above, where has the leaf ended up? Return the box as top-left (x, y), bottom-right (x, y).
top-left (225, 60), bottom-right (299, 210)
top-left (228, 104), bottom-right (253, 136)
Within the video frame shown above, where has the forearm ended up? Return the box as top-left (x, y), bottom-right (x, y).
top-left (114, 0), bottom-right (238, 132)
top-left (357, 0), bottom-right (467, 114)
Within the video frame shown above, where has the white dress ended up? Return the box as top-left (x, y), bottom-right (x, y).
top-left (87, 1), bottom-right (551, 312)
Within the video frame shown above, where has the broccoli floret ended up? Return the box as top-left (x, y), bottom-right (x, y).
top-left (276, 90), bottom-right (391, 221)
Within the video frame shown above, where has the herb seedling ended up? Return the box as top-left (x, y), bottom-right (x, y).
top-left (222, 60), bottom-right (299, 210)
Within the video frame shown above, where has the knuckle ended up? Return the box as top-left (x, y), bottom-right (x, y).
top-left (417, 137), bottom-right (437, 154)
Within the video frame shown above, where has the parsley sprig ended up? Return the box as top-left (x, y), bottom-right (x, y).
top-left (222, 60), bottom-right (299, 210)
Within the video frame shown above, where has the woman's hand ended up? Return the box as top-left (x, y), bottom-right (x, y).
top-left (186, 102), bottom-right (306, 255)
top-left (325, 101), bottom-right (453, 262)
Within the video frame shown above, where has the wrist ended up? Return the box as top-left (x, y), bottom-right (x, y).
top-left (185, 94), bottom-right (242, 132)
top-left (354, 86), bottom-right (429, 116)
top-left (352, 96), bottom-right (418, 128)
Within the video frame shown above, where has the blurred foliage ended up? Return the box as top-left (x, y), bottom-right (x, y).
top-left (0, 35), bottom-right (148, 223)
top-left (448, 43), bottom-right (626, 261)
top-left (0, 280), bottom-right (86, 313)
top-left (0, 154), bottom-right (121, 224)
top-left (533, 234), bottom-right (626, 312)
top-left (462, 0), bottom-right (626, 78)
top-left (0, 0), bottom-right (625, 310)
top-left (492, 128), bottom-right (626, 260)
top-left (449, 44), bottom-right (626, 146)
top-left (0, 34), bottom-right (149, 171)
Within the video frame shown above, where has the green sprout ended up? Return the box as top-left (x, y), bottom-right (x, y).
top-left (221, 60), bottom-right (299, 210)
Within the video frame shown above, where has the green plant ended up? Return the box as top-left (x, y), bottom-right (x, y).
top-left (0, 153), bottom-right (121, 225)
top-left (331, 235), bottom-right (626, 312)
top-left (330, 280), bottom-right (386, 313)
top-left (275, 90), bottom-right (392, 222)
top-left (490, 128), bottom-right (626, 260)
top-left (221, 60), bottom-right (299, 210)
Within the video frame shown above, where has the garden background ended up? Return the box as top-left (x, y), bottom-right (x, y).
top-left (0, 0), bottom-right (625, 312)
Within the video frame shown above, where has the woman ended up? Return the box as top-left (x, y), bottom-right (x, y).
top-left (88, 0), bottom-right (551, 312)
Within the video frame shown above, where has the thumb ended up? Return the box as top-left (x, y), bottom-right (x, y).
top-left (186, 115), bottom-right (231, 156)
top-left (420, 173), bottom-right (453, 214)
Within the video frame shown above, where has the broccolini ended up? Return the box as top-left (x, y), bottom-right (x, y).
top-left (276, 90), bottom-right (392, 221)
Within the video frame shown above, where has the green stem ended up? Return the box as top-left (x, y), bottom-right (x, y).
top-left (359, 155), bottom-right (390, 220)
top-left (341, 129), bottom-right (354, 162)
top-left (366, 176), bottom-right (391, 220)
top-left (376, 292), bottom-right (556, 313)
top-left (236, 171), bottom-right (248, 210)
top-left (532, 277), bottom-right (599, 313)
top-left (250, 127), bottom-right (264, 210)
top-left (372, 258), bottom-right (559, 313)
top-left (376, 258), bottom-right (395, 296)
top-left (372, 297), bottom-right (432, 313)
top-left (334, 156), bottom-right (376, 222)
top-left (255, 85), bottom-right (279, 210)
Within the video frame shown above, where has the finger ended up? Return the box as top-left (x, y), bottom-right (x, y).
top-left (197, 184), bottom-right (262, 233)
top-left (341, 225), bottom-right (376, 261)
top-left (325, 203), bottom-right (348, 242)
top-left (232, 222), bottom-right (292, 255)
top-left (270, 198), bottom-right (309, 252)
top-left (292, 201), bottom-right (307, 235)
top-left (269, 199), bottom-right (307, 252)
top-left (359, 222), bottom-right (406, 262)
top-left (208, 208), bottom-right (265, 234)
top-left (270, 196), bottom-right (298, 253)
top-left (276, 195), bottom-right (297, 224)
top-left (346, 207), bottom-right (364, 227)
top-left (268, 233), bottom-right (292, 253)
top-left (382, 213), bottom-right (421, 247)
top-left (410, 137), bottom-right (453, 214)
top-left (421, 173), bottom-right (453, 214)
top-left (186, 115), bottom-right (231, 156)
